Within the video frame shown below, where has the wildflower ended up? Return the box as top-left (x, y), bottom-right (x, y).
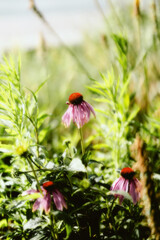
top-left (62, 92), bottom-right (96, 128)
top-left (23, 181), bottom-right (67, 214)
top-left (110, 167), bottom-right (141, 204)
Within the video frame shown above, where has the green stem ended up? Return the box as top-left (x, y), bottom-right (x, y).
top-left (49, 209), bottom-right (58, 239)
top-left (79, 127), bottom-right (85, 156)
top-left (27, 156), bottom-right (42, 194)
top-left (35, 126), bottom-right (40, 158)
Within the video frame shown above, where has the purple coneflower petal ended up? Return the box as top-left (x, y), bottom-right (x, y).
top-left (110, 177), bottom-right (121, 191)
top-left (72, 105), bottom-right (78, 127)
top-left (84, 101), bottom-right (96, 117)
top-left (62, 93), bottom-right (95, 128)
top-left (22, 189), bottom-right (39, 196)
top-left (52, 189), bottom-right (67, 211)
top-left (52, 191), bottom-right (63, 211)
top-left (122, 179), bottom-right (129, 192)
top-left (73, 101), bottom-right (94, 128)
top-left (81, 102), bottom-right (90, 124)
top-left (41, 193), bottom-right (51, 214)
top-left (62, 105), bottom-right (73, 127)
top-left (73, 105), bottom-right (82, 128)
top-left (111, 176), bottom-right (129, 191)
top-left (111, 177), bottom-right (129, 204)
top-left (55, 190), bottom-right (67, 209)
top-left (32, 197), bottom-right (42, 212)
top-left (129, 179), bottom-right (140, 204)
top-left (41, 186), bottom-right (48, 195)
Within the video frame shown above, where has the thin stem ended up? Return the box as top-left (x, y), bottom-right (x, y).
top-left (79, 127), bottom-right (85, 156)
top-left (134, 0), bottom-right (141, 50)
top-left (27, 156), bottom-right (42, 194)
top-left (109, 198), bottom-right (116, 218)
top-left (15, 166), bottom-right (66, 177)
top-left (107, 0), bottom-right (124, 31)
top-left (94, 0), bottom-right (108, 23)
top-left (35, 125), bottom-right (40, 158)
top-left (29, 0), bottom-right (90, 78)
top-left (25, 115), bottom-right (40, 158)
top-left (152, 0), bottom-right (160, 43)
top-left (49, 208), bottom-right (58, 239)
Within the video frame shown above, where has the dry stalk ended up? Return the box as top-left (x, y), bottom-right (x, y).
top-left (134, 0), bottom-right (140, 16)
top-left (152, 0), bottom-right (160, 42)
top-left (131, 135), bottom-right (160, 240)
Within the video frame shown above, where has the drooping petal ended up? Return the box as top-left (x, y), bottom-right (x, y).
top-left (111, 177), bottom-right (127, 191)
top-left (32, 197), bottom-right (42, 212)
top-left (121, 178), bottom-right (129, 192)
top-left (72, 105), bottom-right (81, 128)
top-left (22, 189), bottom-right (39, 196)
top-left (41, 193), bottom-right (51, 214)
top-left (72, 101), bottom-right (94, 128)
top-left (84, 101), bottom-right (96, 117)
top-left (52, 191), bottom-right (63, 211)
top-left (129, 178), bottom-right (141, 204)
top-left (62, 95), bottom-right (95, 128)
top-left (110, 177), bottom-right (121, 191)
top-left (52, 189), bottom-right (67, 211)
top-left (41, 186), bottom-right (48, 195)
top-left (62, 104), bottom-right (73, 127)
top-left (55, 190), bottom-right (67, 209)
top-left (110, 177), bottom-right (130, 204)
top-left (80, 102), bottom-right (91, 125)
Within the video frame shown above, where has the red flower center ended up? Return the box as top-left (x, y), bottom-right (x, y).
top-left (121, 167), bottom-right (135, 180)
top-left (42, 181), bottom-right (54, 191)
top-left (69, 92), bottom-right (83, 105)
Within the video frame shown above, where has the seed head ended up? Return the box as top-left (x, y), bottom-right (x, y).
top-left (121, 167), bottom-right (135, 180)
top-left (69, 92), bottom-right (83, 105)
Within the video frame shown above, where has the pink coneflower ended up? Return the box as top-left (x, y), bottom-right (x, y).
top-left (62, 92), bottom-right (96, 128)
top-left (23, 181), bottom-right (67, 214)
top-left (110, 167), bottom-right (141, 204)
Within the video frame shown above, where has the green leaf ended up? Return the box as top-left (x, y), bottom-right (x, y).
top-left (65, 224), bottom-right (72, 240)
top-left (0, 219), bottom-right (7, 228)
top-left (109, 190), bottom-right (133, 203)
top-left (23, 218), bottom-right (43, 230)
top-left (68, 158), bottom-right (86, 172)
top-left (127, 106), bottom-right (140, 123)
top-left (119, 77), bottom-right (130, 99)
top-left (35, 78), bottom-right (48, 95)
top-left (87, 86), bottom-right (107, 97)
top-left (92, 143), bottom-right (111, 150)
top-left (24, 173), bottom-right (34, 184)
top-left (93, 98), bottom-right (112, 104)
top-left (0, 143), bottom-right (13, 153)
top-left (18, 192), bottom-right (41, 201)
top-left (26, 88), bottom-right (38, 103)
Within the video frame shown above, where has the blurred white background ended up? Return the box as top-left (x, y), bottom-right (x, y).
top-left (0, 0), bottom-right (149, 53)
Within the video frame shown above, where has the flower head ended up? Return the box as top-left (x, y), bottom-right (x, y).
top-left (62, 92), bottom-right (96, 128)
top-left (110, 167), bottom-right (141, 204)
top-left (23, 181), bottom-right (67, 214)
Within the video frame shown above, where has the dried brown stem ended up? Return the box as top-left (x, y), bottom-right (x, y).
top-left (134, 0), bottom-right (141, 16)
top-left (152, 0), bottom-right (160, 42)
top-left (131, 135), bottom-right (160, 240)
